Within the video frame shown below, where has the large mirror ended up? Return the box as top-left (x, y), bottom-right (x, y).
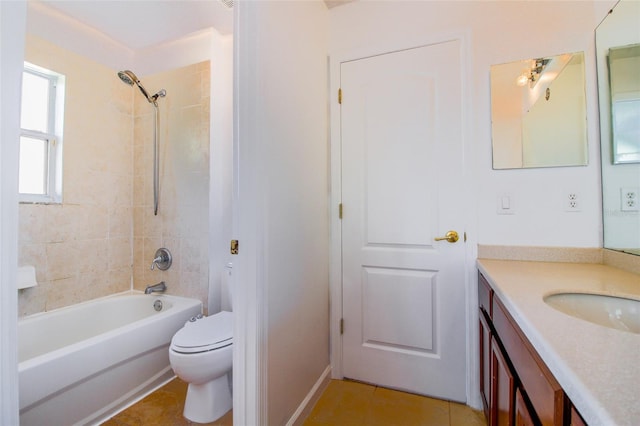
top-left (490, 52), bottom-right (588, 169)
top-left (597, 0), bottom-right (640, 255)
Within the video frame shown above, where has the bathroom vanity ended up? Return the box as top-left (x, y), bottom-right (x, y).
top-left (477, 259), bottom-right (640, 426)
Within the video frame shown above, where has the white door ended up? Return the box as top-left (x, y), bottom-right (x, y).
top-left (341, 39), bottom-right (467, 401)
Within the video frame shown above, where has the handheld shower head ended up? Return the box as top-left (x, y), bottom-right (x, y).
top-left (117, 69), bottom-right (153, 103)
top-left (117, 70), bottom-right (137, 86)
top-left (117, 70), bottom-right (166, 216)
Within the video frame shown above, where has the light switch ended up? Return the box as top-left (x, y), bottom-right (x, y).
top-left (497, 193), bottom-right (515, 215)
top-left (501, 196), bottom-right (510, 209)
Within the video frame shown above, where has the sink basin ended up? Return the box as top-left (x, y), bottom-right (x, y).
top-left (544, 292), bottom-right (640, 334)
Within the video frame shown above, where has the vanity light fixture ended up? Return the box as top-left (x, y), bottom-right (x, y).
top-left (516, 58), bottom-right (550, 87)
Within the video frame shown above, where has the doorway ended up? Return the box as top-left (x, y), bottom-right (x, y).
top-left (336, 39), bottom-right (467, 402)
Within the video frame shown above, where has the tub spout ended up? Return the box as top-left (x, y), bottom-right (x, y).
top-left (144, 281), bottom-right (166, 294)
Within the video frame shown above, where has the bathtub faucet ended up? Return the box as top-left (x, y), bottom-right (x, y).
top-left (144, 281), bottom-right (167, 294)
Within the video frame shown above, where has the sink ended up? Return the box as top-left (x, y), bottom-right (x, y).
top-left (543, 292), bottom-right (640, 334)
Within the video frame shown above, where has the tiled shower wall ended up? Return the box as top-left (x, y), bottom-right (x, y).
top-left (18, 34), bottom-right (211, 316)
top-left (18, 35), bottom-right (133, 316)
top-left (132, 62), bottom-right (211, 306)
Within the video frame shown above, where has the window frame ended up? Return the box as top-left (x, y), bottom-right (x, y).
top-left (19, 63), bottom-right (64, 204)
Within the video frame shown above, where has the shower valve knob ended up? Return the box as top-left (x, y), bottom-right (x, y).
top-left (150, 248), bottom-right (172, 271)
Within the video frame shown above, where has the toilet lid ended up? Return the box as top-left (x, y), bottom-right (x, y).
top-left (171, 311), bottom-right (233, 354)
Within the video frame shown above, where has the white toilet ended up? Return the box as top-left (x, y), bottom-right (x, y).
top-left (169, 266), bottom-right (233, 423)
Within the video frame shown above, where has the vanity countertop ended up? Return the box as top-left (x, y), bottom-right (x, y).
top-left (477, 259), bottom-right (640, 426)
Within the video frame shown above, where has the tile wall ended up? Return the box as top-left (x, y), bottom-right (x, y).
top-left (132, 62), bottom-right (211, 307)
top-left (18, 35), bottom-right (133, 315)
top-left (18, 34), bottom-right (211, 316)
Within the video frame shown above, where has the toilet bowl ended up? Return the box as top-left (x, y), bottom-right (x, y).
top-left (169, 310), bottom-right (233, 423)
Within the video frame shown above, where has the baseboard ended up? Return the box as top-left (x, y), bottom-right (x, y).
top-left (286, 365), bottom-right (332, 426)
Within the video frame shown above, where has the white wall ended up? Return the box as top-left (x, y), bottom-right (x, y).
top-left (0, 1), bottom-right (27, 423)
top-left (329, 1), bottom-right (607, 248)
top-left (234, 0), bottom-right (329, 424)
top-left (209, 33), bottom-right (234, 313)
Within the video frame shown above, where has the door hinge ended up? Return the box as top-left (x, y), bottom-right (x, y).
top-left (339, 203), bottom-right (343, 219)
top-left (338, 88), bottom-right (342, 104)
top-left (464, 232), bottom-right (467, 242)
top-left (340, 318), bottom-right (344, 335)
top-left (230, 240), bottom-right (239, 255)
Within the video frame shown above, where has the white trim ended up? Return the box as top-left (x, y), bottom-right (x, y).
top-left (329, 30), bottom-right (477, 404)
top-left (328, 52), bottom-right (344, 379)
top-left (209, 29), bottom-right (234, 315)
top-left (19, 64), bottom-right (64, 204)
top-left (0, 1), bottom-right (27, 423)
top-left (458, 29), bottom-right (484, 411)
top-left (232, 2), bottom-right (267, 424)
top-left (285, 365), bottom-right (332, 426)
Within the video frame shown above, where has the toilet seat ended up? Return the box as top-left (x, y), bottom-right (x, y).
top-left (171, 311), bottom-right (233, 354)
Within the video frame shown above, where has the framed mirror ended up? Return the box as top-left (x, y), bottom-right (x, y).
top-left (597, 0), bottom-right (640, 255)
top-left (490, 52), bottom-right (588, 169)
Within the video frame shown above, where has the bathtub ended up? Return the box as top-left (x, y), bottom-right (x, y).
top-left (18, 291), bottom-right (201, 426)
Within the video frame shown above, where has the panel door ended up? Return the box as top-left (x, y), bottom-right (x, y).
top-left (491, 339), bottom-right (515, 426)
top-left (480, 311), bottom-right (492, 418)
top-left (341, 39), bottom-right (467, 401)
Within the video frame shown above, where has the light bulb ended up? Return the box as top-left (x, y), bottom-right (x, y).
top-left (516, 73), bottom-right (529, 86)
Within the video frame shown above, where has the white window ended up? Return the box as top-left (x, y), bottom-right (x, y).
top-left (19, 63), bottom-right (65, 203)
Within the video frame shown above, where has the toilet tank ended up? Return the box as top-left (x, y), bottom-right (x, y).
top-left (220, 263), bottom-right (233, 312)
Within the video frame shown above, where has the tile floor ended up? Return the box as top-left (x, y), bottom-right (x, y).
top-left (102, 378), bottom-right (232, 426)
top-left (103, 377), bottom-right (486, 426)
top-left (303, 379), bottom-right (487, 426)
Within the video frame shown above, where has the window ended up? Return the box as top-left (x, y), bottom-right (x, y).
top-left (19, 63), bottom-right (64, 203)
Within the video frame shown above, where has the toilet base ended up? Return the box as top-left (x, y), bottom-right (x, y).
top-left (183, 373), bottom-right (232, 423)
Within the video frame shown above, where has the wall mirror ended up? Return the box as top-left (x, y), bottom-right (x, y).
top-left (490, 52), bottom-right (588, 169)
top-left (597, 0), bottom-right (640, 255)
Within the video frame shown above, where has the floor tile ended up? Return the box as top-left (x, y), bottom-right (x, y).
top-left (365, 387), bottom-right (450, 426)
top-left (303, 379), bottom-right (486, 426)
top-left (303, 380), bottom-right (376, 425)
top-left (105, 377), bottom-right (485, 426)
top-left (449, 401), bottom-right (487, 426)
top-left (102, 378), bottom-right (232, 426)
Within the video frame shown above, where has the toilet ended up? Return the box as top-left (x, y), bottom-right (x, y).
top-left (169, 265), bottom-right (233, 423)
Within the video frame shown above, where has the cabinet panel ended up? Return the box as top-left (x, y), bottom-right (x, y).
top-left (491, 338), bottom-right (515, 426)
top-left (479, 272), bottom-right (493, 316)
top-left (480, 311), bottom-right (492, 419)
top-left (570, 406), bottom-right (587, 426)
top-left (515, 388), bottom-right (538, 426)
top-left (493, 296), bottom-right (565, 425)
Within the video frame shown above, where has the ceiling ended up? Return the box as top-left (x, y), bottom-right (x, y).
top-left (40, 0), bottom-right (355, 51)
top-left (41, 0), bottom-right (234, 50)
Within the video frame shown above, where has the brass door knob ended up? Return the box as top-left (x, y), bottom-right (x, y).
top-left (434, 231), bottom-right (459, 243)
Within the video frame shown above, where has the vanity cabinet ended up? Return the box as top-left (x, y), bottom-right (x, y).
top-left (490, 337), bottom-right (515, 425)
top-left (478, 272), bottom-right (586, 426)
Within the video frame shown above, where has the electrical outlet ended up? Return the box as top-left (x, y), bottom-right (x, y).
top-left (564, 191), bottom-right (581, 212)
top-left (621, 187), bottom-right (639, 212)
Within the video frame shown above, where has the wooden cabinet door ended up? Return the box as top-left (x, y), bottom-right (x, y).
top-left (570, 406), bottom-right (587, 426)
top-left (491, 339), bottom-right (515, 426)
top-left (479, 310), bottom-right (492, 419)
top-left (515, 388), bottom-right (537, 426)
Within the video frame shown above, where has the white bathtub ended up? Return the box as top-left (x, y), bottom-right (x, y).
top-left (18, 291), bottom-right (202, 426)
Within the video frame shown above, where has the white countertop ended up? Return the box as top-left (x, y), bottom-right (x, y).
top-left (477, 259), bottom-right (640, 426)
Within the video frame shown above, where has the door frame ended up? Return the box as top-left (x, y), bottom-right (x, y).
top-left (328, 30), bottom-right (482, 408)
